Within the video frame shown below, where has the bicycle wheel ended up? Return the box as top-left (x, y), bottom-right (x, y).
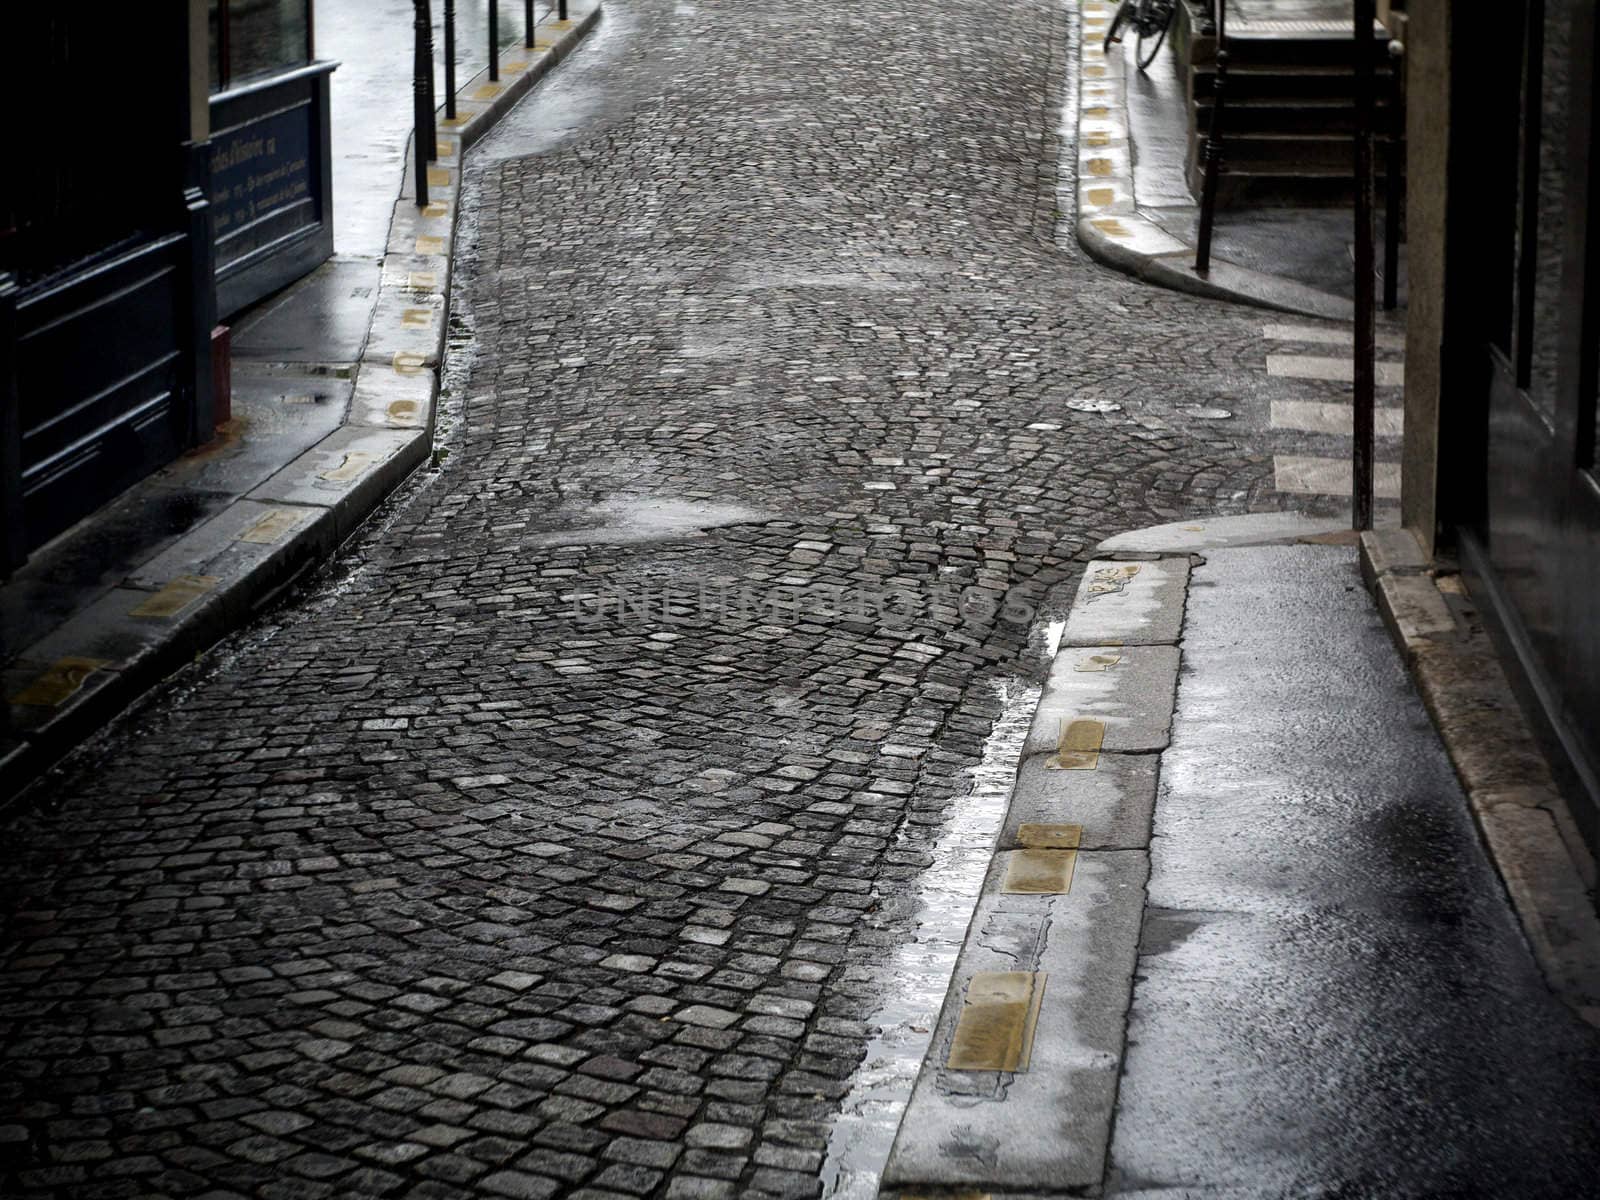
top-left (1135, 3), bottom-right (1172, 71)
top-left (1103, 0), bottom-right (1136, 52)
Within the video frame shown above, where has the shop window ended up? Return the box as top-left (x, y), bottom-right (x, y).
top-left (1522, 0), bottom-right (1575, 418)
top-left (209, 0), bottom-right (311, 93)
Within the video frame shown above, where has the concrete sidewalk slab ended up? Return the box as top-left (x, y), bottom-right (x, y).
top-left (1108, 542), bottom-right (1600, 1195)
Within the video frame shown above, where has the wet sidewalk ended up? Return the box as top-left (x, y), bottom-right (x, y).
top-left (0, 1), bottom-right (596, 803)
top-left (883, 516), bottom-right (1600, 1198)
top-left (1076, 0), bottom-right (1405, 318)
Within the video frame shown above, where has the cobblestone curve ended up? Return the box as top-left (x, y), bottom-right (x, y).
top-left (1, 2), bottom-right (1282, 1198)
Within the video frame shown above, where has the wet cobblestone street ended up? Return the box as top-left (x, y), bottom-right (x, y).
top-left (0, 1), bottom-right (1295, 1196)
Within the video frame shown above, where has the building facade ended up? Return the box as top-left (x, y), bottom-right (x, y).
top-left (0, 0), bottom-right (333, 573)
top-left (1403, 0), bottom-right (1599, 856)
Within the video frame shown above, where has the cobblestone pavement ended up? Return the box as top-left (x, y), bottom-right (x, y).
top-left (0, 2), bottom-right (1308, 1197)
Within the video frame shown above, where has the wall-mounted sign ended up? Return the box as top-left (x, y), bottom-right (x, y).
top-left (209, 60), bottom-right (335, 317)
top-left (211, 102), bottom-right (314, 267)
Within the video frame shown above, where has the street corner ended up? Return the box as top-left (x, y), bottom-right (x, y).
top-left (1062, 557), bottom-right (1189, 648)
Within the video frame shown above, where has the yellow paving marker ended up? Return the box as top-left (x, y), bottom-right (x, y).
top-left (1018, 823), bottom-right (1083, 849)
top-left (501, 60), bottom-right (528, 73)
top-left (11, 658), bottom-right (110, 707)
top-left (472, 84), bottom-right (503, 100)
top-left (1086, 186), bottom-right (1115, 206)
top-left (321, 452), bottom-right (375, 483)
top-left (946, 972), bottom-right (1046, 1072)
top-left (416, 235), bottom-right (446, 254)
top-left (1074, 652), bottom-right (1122, 673)
top-left (408, 271), bottom-right (440, 291)
top-left (130, 575), bottom-right (219, 620)
top-left (551, 19), bottom-right (574, 29)
top-left (422, 202), bottom-right (450, 219)
top-left (442, 112), bottom-right (477, 128)
top-left (387, 399), bottom-right (420, 423)
top-left (1085, 130), bottom-right (1111, 147)
top-left (393, 351), bottom-right (428, 375)
top-left (1047, 718), bottom-right (1104, 771)
top-left (281, 393), bottom-right (316, 405)
top-left (435, 141), bottom-right (457, 158)
top-left (239, 508), bottom-right (301, 545)
top-left (401, 307), bottom-right (436, 328)
top-left (1084, 65), bottom-right (1107, 77)
top-left (1084, 105), bottom-right (1110, 118)
top-left (1093, 217), bottom-right (1130, 237)
top-left (1086, 158), bottom-right (1114, 177)
top-left (426, 167), bottom-right (451, 187)
top-left (1002, 849), bottom-right (1078, 895)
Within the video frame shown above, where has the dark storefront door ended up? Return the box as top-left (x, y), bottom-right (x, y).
top-left (1, 8), bottom-right (213, 570)
top-left (1472, 0), bottom-right (1600, 836)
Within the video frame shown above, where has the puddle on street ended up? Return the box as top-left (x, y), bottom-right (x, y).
top-left (818, 675), bottom-right (1040, 1199)
top-left (526, 497), bottom-right (771, 547)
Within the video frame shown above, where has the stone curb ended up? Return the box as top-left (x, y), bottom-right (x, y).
top-left (0, 5), bottom-right (602, 807)
top-left (880, 515), bottom-right (1367, 1196)
top-left (1359, 529), bottom-right (1600, 1028)
top-left (880, 554), bottom-right (1189, 1196)
top-left (1069, 1), bottom-right (1354, 321)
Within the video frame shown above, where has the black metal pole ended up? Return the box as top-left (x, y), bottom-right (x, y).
top-left (559, 0), bottom-right (569, 20)
top-left (526, 0), bottom-right (535, 46)
top-left (489, 0), bottom-right (500, 82)
top-left (414, 0), bottom-right (431, 206)
top-left (1353, 0), bottom-right (1377, 529)
top-left (1195, 0), bottom-right (1228, 274)
top-left (1383, 39), bottom-right (1404, 311)
top-left (445, 0), bottom-right (457, 119)
top-left (421, 0), bottom-right (436, 161)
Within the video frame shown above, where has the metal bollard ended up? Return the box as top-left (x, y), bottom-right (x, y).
top-left (1383, 39), bottom-right (1404, 311)
top-left (445, 0), bottom-right (457, 120)
top-left (1195, 0), bottom-right (1228, 275)
top-left (526, 0), bottom-right (535, 46)
top-left (421, 0), bottom-right (437, 162)
top-left (560, 0), bottom-right (569, 20)
top-left (1352, 0), bottom-right (1377, 530)
top-left (413, 0), bottom-right (432, 206)
top-left (489, 0), bottom-right (499, 82)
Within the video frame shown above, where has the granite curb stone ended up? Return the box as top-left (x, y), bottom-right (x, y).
top-left (1360, 528), bottom-right (1600, 1028)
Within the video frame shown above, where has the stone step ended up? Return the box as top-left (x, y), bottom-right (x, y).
top-left (1204, 130), bottom-right (1399, 169)
top-left (1184, 163), bottom-right (1405, 207)
top-left (1195, 97), bottom-right (1397, 135)
top-left (1192, 27), bottom-right (1395, 69)
top-left (1191, 63), bottom-right (1399, 100)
